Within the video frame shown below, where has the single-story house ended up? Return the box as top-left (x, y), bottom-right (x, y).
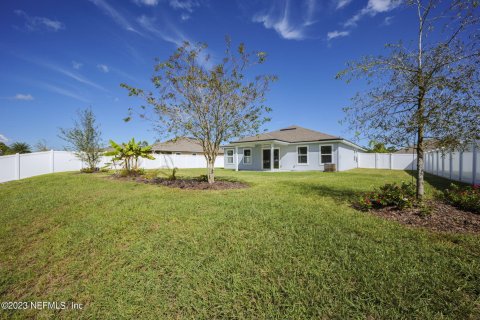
top-left (223, 125), bottom-right (365, 171)
top-left (152, 137), bottom-right (224, 156)
top-left (394, 140), bottom-right (438, 154)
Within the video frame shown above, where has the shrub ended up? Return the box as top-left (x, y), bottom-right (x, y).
top-left (168, 168), bottom-right (178, 181)
top-left (80, 167), bottom-right (98, 173)
top-left (443, 184), bottom-right (480, 214)
top-left (355, 182), bottom-right (417, 211)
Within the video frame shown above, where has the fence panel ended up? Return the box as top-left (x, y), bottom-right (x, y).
top-left (0, 151), bottom-right (225, 183)
top-left (392, 154), bottom-right (416, 170)
top-left (54, 151), bottom-right (83, 172)
top-left (424, 143), bottom-right (479, 185)
top-left (19, 152), bottom-right (51, 179)
top-left (0, 155), bottom-right (17, 183)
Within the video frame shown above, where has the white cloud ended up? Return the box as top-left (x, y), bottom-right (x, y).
top-left (42, 83), bottom-right (89, 103)
top-left (327, 30), bottom-right (350, 40)
top-left (253, 0), bottom-right (317, 40)
top-left (137, 15), bottom-right (212, 69)
top-left (383, 16), bottom-right (394, 25)
top-left (0, 134), bottom-right (8, 143)
top-left (180, 13), bottom-right (191, 21)
top-left (19, 55), bottom-right (108, 92)
top-left (14, 10), bottom-right (65, 32)
top-left (13, 93), bottom-right (34, 101)
top-left (97, 64), bottom-right (110, 73)
top-left (137, 15), bottom-right (185, 46)
top-left (134, 0), bottom-right (159, 5)
top-left (168, 0), bottom-right (199, 12)
top-left (72, 61), bottom-right (83, 69)
top-left (88, 0), bottom-right (144, 35)
top-left (344, 0), bottom-right (401, 28)
top-left (336, 0), bottom-right (352, 10)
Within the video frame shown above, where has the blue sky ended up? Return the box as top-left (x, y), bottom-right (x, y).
top-left (0, 0), bottom-right (419, 149)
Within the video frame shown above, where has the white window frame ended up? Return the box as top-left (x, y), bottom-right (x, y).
top-left (320, 144), bottom-right (333, 164)
top-left (243, 148), bottom-right (252, 165)
top-left (297, 145), bottom-right (309, 165)
top-left (226, 149), bottom-right (234, 164)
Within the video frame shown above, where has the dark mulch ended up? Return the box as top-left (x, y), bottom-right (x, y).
top-left (111, 174), bottom-right (248, 190)
top-left (368, 200), bottom-right (480, 233)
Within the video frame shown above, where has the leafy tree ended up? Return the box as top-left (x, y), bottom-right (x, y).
top-left (0, 142), bottom-right (9, 155)
top-left (59, 108), bottom-right (103, 171)
top-left (366, 140), bottom-right (397, 153)
top-left (121, 38), bottom-right (277, 183)
top-left (34, 139), bottom-right (49, 152)
top-left (105, 138), bottom-right (154, 172)
top-left (337, 0), bottom-right (479, 200)
top-left (6, 142), bottom-right (31, 154)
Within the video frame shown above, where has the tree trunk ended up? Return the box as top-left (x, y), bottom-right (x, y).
top-left (207, 158), bottom-right (215, 184)
top-left (416, 126), bottom-right (425, 201)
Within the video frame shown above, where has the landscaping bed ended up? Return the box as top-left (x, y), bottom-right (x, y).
top-left (111, 173), bottom-right (248, 190)
top-left (367, 200), bottom-right (480, 233)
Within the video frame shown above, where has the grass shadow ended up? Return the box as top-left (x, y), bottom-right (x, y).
top-left (405, 170), bottom-right (469, 192)
top-left (280, 181), bottom-right (359, 203)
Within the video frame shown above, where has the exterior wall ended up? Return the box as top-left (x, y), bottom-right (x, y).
top-left (224, 142), bottom-right (354, 171)
top-left (277, 143), bottom-right (338, 171)
top-left (337, 144), bottom-right (358, 171)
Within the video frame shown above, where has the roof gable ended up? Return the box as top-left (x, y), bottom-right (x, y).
top-left (232, 125), bottom-right (340, 143)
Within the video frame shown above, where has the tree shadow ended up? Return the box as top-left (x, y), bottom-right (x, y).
top-left (404, 170), bottom-right (469, 191)
top-left (280, 181), bottom-right (359, 203)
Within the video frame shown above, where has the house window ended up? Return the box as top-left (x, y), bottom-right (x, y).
top-left (226, 149), bottom-right (234, 164)
top-left (320, 145), bottom-right (333, 164)
top-left (297, 146), bottom-right (308, 164)
top-left (243, 148), bottom-right (252, 165)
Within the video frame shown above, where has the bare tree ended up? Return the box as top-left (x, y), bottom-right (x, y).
top-left (59, 108), bottom-right (103, 171)
top-left (337, 0), bottom-right (480, 200)
top-left (121, 38), bottom-right (277, 183)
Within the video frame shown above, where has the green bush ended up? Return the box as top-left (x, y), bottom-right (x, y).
top-left (80, 167), bottom-right (98, 173)
top-left (355, 182), bottom-right (417, 211)
top-left (443, 183), bottom-right (480, 214)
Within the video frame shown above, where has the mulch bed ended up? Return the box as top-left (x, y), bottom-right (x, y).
top-left (367, 200), bottom-right (480, 233)
top-left (111, 175), bottom-right (248, 190)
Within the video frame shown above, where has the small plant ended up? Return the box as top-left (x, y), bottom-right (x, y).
top-left (354, 182), bottom-right (417, 211)
top-left (167, 168), bottom-right (178, 181)
top-left (104, 138), bottom-right (154, 175)
top-left (443, 184), bottom-right (480, 214)
top-left (80, 167), bottom-right (98, 173)
top-left (197, 174), bottom-right (208, 182)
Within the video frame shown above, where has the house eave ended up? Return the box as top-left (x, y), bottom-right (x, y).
top-left (223, 138), bottom-right (366, 151)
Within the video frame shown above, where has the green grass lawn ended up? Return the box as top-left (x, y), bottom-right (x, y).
top-left (0, 169), bottom-right (479, 319)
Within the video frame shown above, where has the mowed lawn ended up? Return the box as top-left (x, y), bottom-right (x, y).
top-left (0, 169), bottom-right (479, 319)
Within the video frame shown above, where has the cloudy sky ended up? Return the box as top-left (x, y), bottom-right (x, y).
top-left (0, 0), bottom-right (421, 149)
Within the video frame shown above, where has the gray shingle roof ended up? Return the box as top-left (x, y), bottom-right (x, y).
top-left (152, 137), bottom-right (224, 154)
top-left (231, 125), bottom-right (341, 144)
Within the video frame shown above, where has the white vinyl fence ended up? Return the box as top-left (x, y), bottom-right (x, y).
top-left (0, 150), bottom-right (224, 183)
top-left (424, 144), bottom-right (479, 185)
top-left (358, 153), bottom-right (417, 170)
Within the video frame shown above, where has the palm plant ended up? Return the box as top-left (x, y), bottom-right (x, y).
top-left (7, 142), bottom-right (31, 154)
top-left (105, 138), bottom-right (154, 172)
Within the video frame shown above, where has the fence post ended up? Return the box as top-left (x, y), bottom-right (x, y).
top-left (459, 151), bottom-right (463, 181)
top-left (375, 153), bottom-right (378, 169)
top-left (50, 150), bottom-right (55, 173)
top-left (472, 144), bottom-right (477, 185)
top-left (389, 153), bottom-right (393, 170)
top-left (449, 152), bottom-right (453, 180)
top-left (15, 153), bottom-right (20, 180)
